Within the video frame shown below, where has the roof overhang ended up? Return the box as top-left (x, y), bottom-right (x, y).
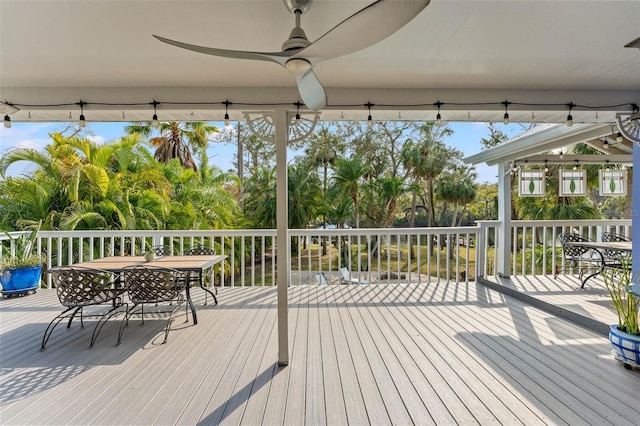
top-left (463, 123), bottom-right (633, 166)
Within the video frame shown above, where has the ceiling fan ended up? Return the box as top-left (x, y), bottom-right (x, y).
top-left (153, 0), bottom-right (430, 111)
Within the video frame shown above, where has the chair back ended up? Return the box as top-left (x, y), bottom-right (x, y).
top-left (123, 266), bottom-right (181, 304)
top-left (151, 244), bottom-right (173, 256)
top-left (601, 232), bottom-right (630, 242)
top-left (558, 233), bottom-right (593, 259)
top-left (186, 244), bottom-right (215, 255)
top-left (50, 267), bottom-right (115, 307)
top-left (601, 232), bottom-right (631, 263)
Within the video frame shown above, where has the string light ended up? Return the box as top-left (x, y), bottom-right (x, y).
top-left (1, 99), bottom-right (636, 129)
top-left (3, 114), bottom-right (10, 128)
top-left (77, 100), bottom-right (86, 128)
top-left (566, 102), bottom-right (574, 127)
top-left (150, 100), bottom-right (160, 127)
top-left (573, 159), bottom-right (579, 171)
top-left (559, 150), bottom-right (564, 159)
top-left (294, 101), bottom-right (301, 125)
top-left (223, 100), bottom-right (231, 126)
top-left (603, 138), bottom-right (609, 149)
top-left (366, 102), bottom-right (373, 128)
top-left (434, 100), bottom-right (443, 125)
top-left (544, 160), bottom-right (549, 173)
top-left (502, 100), bottom-right (511, 125)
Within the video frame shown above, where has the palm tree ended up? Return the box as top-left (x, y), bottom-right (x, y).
top-left (401, 123), bottom-right (454, 228)
top-left (332, 156), bottom-right (370, 228)
top-left (125, 121), bottom-right (218, 173)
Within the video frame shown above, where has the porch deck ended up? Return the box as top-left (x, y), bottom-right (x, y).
top-left (1, 280), bottom-right (638, 425)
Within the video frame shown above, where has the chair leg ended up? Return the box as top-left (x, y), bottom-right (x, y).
top-left (41, 307), bottom-right (76, 351)
top-left (162, 299), bottom-right (185, 344)
top-left (117, 304), bottom-right (138, 345)
top-left (67, 306), bottom-right (83, 329)
top-left (90, 303), bottom-right (127, 348)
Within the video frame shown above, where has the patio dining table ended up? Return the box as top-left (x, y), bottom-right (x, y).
top-left (564, 241), bottom-right (632, 287)
top-left (72, 255), bottom-right (226, 325)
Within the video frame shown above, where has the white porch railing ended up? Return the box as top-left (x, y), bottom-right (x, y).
top-left (476, 219), bottom-right (632, 277)
top-left (0, 220), bottom-right (631, 289)
top-left (1, 227), bottom-right (478, 288)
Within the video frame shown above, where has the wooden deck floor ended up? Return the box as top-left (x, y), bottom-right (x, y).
top-left (1, 281), bottom-right (638, 425)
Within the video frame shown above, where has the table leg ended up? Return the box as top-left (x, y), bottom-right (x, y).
top-left (199, 269), bottom-right (217, 305)
top-left (184, 281), bottom-right (198, 325)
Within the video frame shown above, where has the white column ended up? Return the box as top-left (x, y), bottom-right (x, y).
top-left (633, 144), bottom-right (639, 275)
top-left (497, 163), bottom-right (512, 277)
top-left (275, 108), bottom-right (289, 366)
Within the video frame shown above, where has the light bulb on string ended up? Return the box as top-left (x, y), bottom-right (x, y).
top-left (150, 100), bottom-right (160, 127)
top-left (77, 100), bottom-right (87, 128)
top-left (294, 101), bottom-right (301, 125)
top-left (223, 100), bottom-right (231, 126)
top-left (502, 100), bottom-right (510, 125)
top-left (559, 150), bottom-right (564, 159)
top-left (366, 102), bottom-right (374, 128)
top-left (3, 114), bottom-right (10, 128)
top-left (434, 100), bottom-right (442, 125)
top-left (544, 160), bottom-right (549, 173)
top-left (566, 102), bottom-right (574, 127)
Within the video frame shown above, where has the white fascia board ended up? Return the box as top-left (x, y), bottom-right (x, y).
top-left (464, 123), bottom-right (611, 166)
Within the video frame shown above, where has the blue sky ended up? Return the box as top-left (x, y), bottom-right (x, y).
top-left (0, 121), bottom-right (523, 183)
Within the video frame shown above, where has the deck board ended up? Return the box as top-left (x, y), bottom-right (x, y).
top-left (1, 279), bottom-right (639, 426)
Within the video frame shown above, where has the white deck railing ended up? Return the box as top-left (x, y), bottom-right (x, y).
top-left (0, 220), bottom-right (631, 288)
top-left (476, 219), bottom-right (632, 277)
top-left (1, 227), bottom-right (477, 288)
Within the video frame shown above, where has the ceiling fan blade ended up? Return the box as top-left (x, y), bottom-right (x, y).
top-left (153, 35), bottom-right (294, 66)
top-left (293, 69), bottom-right (327, 111)
top-left (296, 0), bottom-right (430, 62)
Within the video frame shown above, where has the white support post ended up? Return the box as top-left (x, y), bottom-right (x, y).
top-left (497, 163), bottom-right (512, 277)
top-left (275, 108), bottom-right (289, 366)
top-left (633, 145), bottom-right (639, 275)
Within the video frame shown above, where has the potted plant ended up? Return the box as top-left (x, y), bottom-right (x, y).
top-left (144, 249), bottom-right (156, 262)
top-left (0, 222), bottom-right (44, 297)
top-left (602, 258), bottom-right (640, 369)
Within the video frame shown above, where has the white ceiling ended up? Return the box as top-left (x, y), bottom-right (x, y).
top-left (1, 0), bottom-right (639, 124)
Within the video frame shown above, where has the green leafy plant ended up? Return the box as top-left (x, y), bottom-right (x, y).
top-left (603, 258), bottom-right (639, 336)
top-left (1, 222), bottom-right (43, 270)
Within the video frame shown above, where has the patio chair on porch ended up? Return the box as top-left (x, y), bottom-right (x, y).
top-left (42, 267), bottom-right (127, 350)
top-left (555, 233), bottom-right (602, 282)
top-left (315, 273), bottom-right (329, 286)
top-left (601, 232), bottom-right (632, 271)
top-left (340, 267), bottom-right (370, 285)
top-left (151, 244), bottom-right (173, 256)
top-left (118, 265), bottom-right (186, 345)
top-left (184, 244), bottom-right (217, 305)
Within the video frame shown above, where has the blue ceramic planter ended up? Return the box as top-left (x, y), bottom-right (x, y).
top-left (609, 324), bottom-right (640, 369)
top-left (0, 265), bottom-right (42, 296)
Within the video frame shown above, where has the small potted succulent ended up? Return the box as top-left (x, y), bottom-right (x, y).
top-left (0, 222), bottom-right (44, 297)
top-left (144, 249), bottom-right (156, 262)
top-left (603, 258), bottom-right (640, 369)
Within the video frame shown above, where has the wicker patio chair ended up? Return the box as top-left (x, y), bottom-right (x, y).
top-left (555, 233), bottom-right (602, 281)
top-left (600, 232), bottom-right (632, 271)
top-left (41, 267), bottom-right (126, 350)
top-left (118, 265), bottom-right (186, 345)
top-left (184, 244), bottom-right (217, 305)
top-left (151, 244), bottom-right (173, 256)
